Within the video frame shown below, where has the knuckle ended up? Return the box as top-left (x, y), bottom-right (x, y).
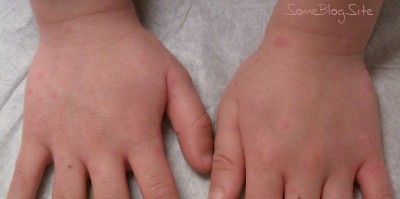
top-left (212, 151), bottom-right (237, 172)
top-left (190, 111), bottom-right (212, 130)
top-left (53, 192), bottom-right (68, 199)
top-left (375, 190), bottom-right (394, 199)
top-left (102, 191), bottom-right (120, 199)
top-left (97, 179), bottom-right (121, 199)
top-left (297, 149), bottom-right (324, 171)
top-left (10, 168), bottom-right (30, 189)
top-left (259, 153), bottom-right (280, 166)
top-left (179, 68), bottom-right (192, 80)
top-left (23, 119), bottom-right (49, 141)
top-left (88, 164), bottom-right (111, 179)
top-left (147, 180), bottom-right (175, 199)
top-left (257, 150), bottom-right (283, 168)
top-left (128, 132), bottom-right (161, 154)
top-left (255, 136), bottom-right (284, 166)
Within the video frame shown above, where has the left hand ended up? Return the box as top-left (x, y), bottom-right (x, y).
top-left (208, 45), bottom-right (393, 199)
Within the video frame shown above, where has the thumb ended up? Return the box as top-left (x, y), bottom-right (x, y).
top-left (166, 66), bottom-right (214, 174)
top-left (209, 98), bottom-right (245, 199)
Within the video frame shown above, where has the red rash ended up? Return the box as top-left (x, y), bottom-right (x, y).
top-left (37, 71), bottom-right (45, 80)
top-left (279, 120), bottom-right (291, 131)
top-left (266, 26), bottom-right (270, 34)
top-left (27, 88), bottom-right (33, 96)
top-left (273, 37), bottom-right (291, 48)
top-left (64, 26), bottom-right (73, 34)
top-left (51, 91), bottom-right (58, 99)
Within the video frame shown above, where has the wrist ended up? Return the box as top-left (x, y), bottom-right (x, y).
top-left (30, 0), bottom-right (135, 24)
top-left (259, 0), bottom-right (383, 58)
top-left (260, 23), bottom-right (365, 59)
top-left (257, 25), bottom-right (366, 75)
top-left (31, 0), bottom-right (141, 48)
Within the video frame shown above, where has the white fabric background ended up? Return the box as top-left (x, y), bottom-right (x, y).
top-left (0, 0), bottom-right (399, 198)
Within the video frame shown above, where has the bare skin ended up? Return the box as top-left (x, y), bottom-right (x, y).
top-left (209, 0), bottom-right (393, 198)
top-left (7, 1), bottom-right (213, 199)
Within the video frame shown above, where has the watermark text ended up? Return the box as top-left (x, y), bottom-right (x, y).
top-left (284, 3), bottom-right (374, 24)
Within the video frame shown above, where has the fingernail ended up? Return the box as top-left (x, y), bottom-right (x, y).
top-left (202, 152), bottom-right (213, 164)
top-left (208, 190), bottom-right (225, 199)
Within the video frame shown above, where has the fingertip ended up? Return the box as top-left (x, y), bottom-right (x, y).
top-left (176, 122), bottom-right (214, 174)
top-left (201, 151), bottom-right (214, 172)
top-left (196, 150), bottom-right (214, 174)
top-left (208, 150), bottom-right (245, 199)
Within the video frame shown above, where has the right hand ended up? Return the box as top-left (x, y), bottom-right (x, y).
top-left (7, 7), bottom-right (213, 199)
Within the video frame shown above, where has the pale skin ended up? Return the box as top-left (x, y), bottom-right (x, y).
top-left (7, 1), bottom-right (214, 198)
top-left (7, 1), bottom-right (394, 199)
top-left (209, 0), bottom-right (393, 199)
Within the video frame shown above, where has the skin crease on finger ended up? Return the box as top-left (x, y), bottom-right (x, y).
top-left (7, 1), bottom-right (214, 199)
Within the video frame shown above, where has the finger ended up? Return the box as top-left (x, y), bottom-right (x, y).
top-left (53, 155), bottom-right (88, 199)
top-left (284, 174), bottom-right (324, 199)
top-left (128, 133), bottom-right (179, 199)
top-left (321, 169), bottom-right (355, 199)
top-left (356, 157), bottom-right (393, 199)
top-left (166, 66), bottom-right (214, 173)
top-left (208, 99), bottom-right (245, 199)
top-left (7, 138), bottom-right (51, 199)
top-left (245, 170), bottom-right (284, 199)
top-left (88, 156), bottom-right (130, 199)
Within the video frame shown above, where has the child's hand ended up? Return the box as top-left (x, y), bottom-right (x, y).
top-left (7, 10), bottom-right (213, 199)
top-left (209, 46), bottom-right (392, 198)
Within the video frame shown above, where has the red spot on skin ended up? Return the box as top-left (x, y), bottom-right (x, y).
top-left (101, 0), bottom-right (114, 10)
top-left (51, 91), bottom-right (58, 99)
top-left (364, 79), bottom-right (375, 94)
top-left (279, 120), bottom-right (291, 131)
top-left (104, 4), bottom-right (113, 10)
top-left (89, 165), bottom-right (105, 177)
top-left (274, 37), bottom-right (291, 48)
top-left (27, 88), bottom-right (33, 96)
top-left (37, 71), bottom-right (45, 80)
top-left (255, 56), bottom-right (262, 64)
top-left (288, 186), bottom-right (298, 194)
top-left (266, 26), bottom-right (270, 34)
top-left (45, 83), bottom-right (51, 89)
top-left (64, 26), bottom-right (73, 34)
top-left (233, 79), bottom-right (240, 87)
